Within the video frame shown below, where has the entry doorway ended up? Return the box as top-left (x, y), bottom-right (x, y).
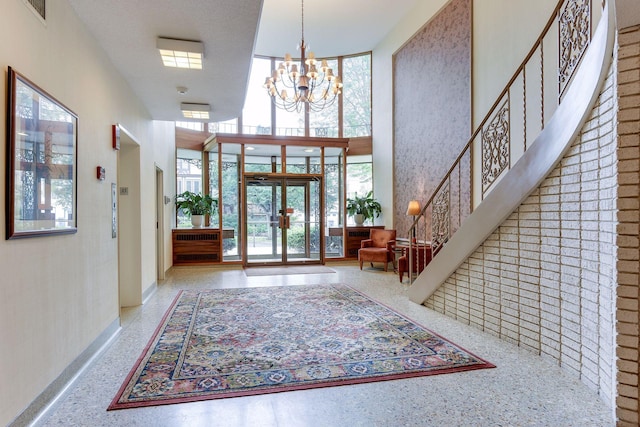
top-left (116, 126), bottom-right (142, 307)
top-left (243, 174), bottom-right (323, 266)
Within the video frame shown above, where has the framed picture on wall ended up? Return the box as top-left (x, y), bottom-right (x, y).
top-left (6, 67), bottom-right (78, 239)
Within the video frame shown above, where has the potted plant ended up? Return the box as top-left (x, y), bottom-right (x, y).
top-left (175, 191), bottom-right (218, 227)
top-left (346, 191), bottom-right (382, 226)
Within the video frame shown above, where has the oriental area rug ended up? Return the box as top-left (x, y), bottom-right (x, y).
top-left (109, 284), bottom-right (494, 410)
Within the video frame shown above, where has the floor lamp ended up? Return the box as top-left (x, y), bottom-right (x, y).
top-left (406, 200), bottom-right (421, 243)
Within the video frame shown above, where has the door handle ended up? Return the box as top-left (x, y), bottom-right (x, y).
top-left (278, 215), bottom-right (290, 229)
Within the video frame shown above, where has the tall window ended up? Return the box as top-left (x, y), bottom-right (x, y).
top-left (309, 58), bottom-right (339, 137)
top-left (216, 145), bottom-right (242, 260)
top-left (176, 148), bottom-right (203, 227)
top-left (346, 155), bottom-right (373, 225)
top-left (276, 107), bottom-right (305, 136)
top-left (210, 52), bottom-right (371, 139)
top-left (242, 57), bottom-right (272, 134)
top-left (343, 54), bottom-right (371, 137)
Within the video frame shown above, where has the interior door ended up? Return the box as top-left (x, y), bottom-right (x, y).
top-left (244, 175), bottom-right (322, 266)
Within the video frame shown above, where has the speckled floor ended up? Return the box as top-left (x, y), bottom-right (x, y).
top-left (35, 263), bottom-right (614, 426)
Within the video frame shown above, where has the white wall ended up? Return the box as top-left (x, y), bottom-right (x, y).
top-left (0, 1), bottom-right (174, 424)
top-left (372, 0), bottom-right (559, 226)
top-left (473, 0), bottom-right (558, 127)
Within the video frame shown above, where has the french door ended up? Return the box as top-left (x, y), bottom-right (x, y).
top-left (243, 174), bottom-right (323, 266)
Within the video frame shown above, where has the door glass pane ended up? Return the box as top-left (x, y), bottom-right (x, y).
top-left (285, 183), bottom-right (306, 260)
top-left (285, 179), bottom-right (321, 262)
top-left (246, 180), bottom-right (282, 263)
top-left (245, 177), bottom-right (321, 264)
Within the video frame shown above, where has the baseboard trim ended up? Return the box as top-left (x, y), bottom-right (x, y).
top-left (142, 281), bottom-right (157, 305)
top-left (10, 318), bottom-right (121, 427)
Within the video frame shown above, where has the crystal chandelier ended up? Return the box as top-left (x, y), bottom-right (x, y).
top-left (263, 0), bottom-right (343, 112)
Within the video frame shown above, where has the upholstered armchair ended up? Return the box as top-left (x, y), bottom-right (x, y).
top-left (358, 229), bottom-right (397, 271)
top-left (397, 244), bottom-right (432, 282)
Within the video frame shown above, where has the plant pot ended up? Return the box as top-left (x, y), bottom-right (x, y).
top-left (191, 214), bottom-right (204, 227)
top-left (354, 214), bottom-right (365, 226)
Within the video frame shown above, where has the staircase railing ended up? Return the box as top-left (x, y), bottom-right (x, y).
top-left (406, 0), bottom-right (605, 285)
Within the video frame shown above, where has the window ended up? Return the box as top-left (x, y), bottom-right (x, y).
top-left (309, 58), bottom-right (339, 138)
top-left (176, 149), bottom-right (203, 227)
top-left (176, 121), bottom-right (204, 131)
top-left (242, 57), bottom-right (273, 135)
top-left (217, 145), bottom-right (242, 260)
top-left (343, 54), bottom-right (371, 137)
top-left (208, 52), bottom-right (371, 140)
top-left (208, 118), bottom-right (238, 134)
top-left (346, 155), bottom-right (373, 225)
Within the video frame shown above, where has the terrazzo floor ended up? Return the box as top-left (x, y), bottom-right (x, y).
top-left (35, 262), bottom-right (614, 426)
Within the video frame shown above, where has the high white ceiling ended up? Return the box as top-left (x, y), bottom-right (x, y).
top-left (66, 0), bottom-right (638, 124)
top-left (67, 0), bottom-right (421, 123)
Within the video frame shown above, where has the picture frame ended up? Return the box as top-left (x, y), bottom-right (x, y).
top-left (6, 67), bottom-right (78, 239)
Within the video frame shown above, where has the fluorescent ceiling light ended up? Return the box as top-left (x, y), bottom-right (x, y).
top-left (157, 37), bottom-right (203, 69)
top-left (181, 103), bottom-right (210, 120)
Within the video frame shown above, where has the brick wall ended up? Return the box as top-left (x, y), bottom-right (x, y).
top-left (425, 50), bottom-right (619, 415)
top-left (615, 24), bottom-right (640, 427)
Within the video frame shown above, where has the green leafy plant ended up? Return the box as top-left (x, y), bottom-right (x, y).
top-left (175, 191), bottom-right (218, 216)
top-left (346, 191), bottom-right (381, 223)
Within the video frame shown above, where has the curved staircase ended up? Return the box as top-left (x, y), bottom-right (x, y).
top-left (407, 0), bottom-right (616, 304)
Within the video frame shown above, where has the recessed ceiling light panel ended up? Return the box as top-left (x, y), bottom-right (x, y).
top-left (157, 37), bottom-right (204, 70)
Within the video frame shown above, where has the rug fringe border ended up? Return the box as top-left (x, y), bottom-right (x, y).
top-left (108, 362), bottom-right (494, 410)
top-left (107, 291), bottom-right (184, 411)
